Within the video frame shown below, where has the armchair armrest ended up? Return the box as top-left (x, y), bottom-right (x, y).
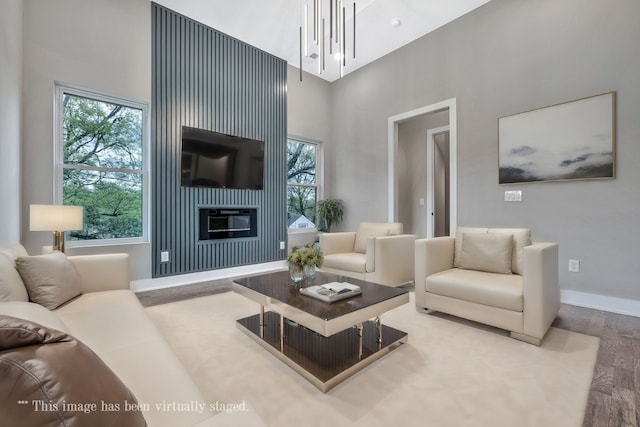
top-left (522, 242), bottom-right (559, 340)
top-left (68, 254), bottom-right (131, 293)
top-left (369, 234), bottom-right (417, 286)
top-left (319, 232), bottom-right (356, 256)
top-left (414, 237), bottom-right (454, 307)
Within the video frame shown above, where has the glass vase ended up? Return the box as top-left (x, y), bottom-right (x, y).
top-left (303, 265), bottom-right (316, 279)
top-left (289, 264), bottom-right (304, 283)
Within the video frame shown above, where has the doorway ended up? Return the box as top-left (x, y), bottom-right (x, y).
top-left (388, 98), bottom-right (457, 238)
top-left (428, 127), bottom-right (450, 237)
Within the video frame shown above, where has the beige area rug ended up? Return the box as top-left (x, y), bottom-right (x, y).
top-left (146, 291), bottom-right (599, 427)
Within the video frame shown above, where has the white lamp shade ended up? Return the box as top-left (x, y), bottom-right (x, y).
top-left (30, 204), bottom-right (84, 231)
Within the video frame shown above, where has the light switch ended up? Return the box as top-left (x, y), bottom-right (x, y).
top-left (504, 190), bottom-right (522, 202)
top-left (419, 198), bottom-right (425, 206)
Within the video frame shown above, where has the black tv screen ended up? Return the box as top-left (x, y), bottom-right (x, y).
top-left (180, 126), bottom-right (264, 190)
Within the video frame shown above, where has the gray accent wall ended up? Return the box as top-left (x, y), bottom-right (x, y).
top-left (329, 0), bottom-right (640, 301)
top-left (151, 4), bottom-right (287, 277)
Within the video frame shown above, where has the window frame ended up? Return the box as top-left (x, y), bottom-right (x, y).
top-left (286, 135), bottom-right (323, 234)
top-left (54, 83), bottom-right (150, 247)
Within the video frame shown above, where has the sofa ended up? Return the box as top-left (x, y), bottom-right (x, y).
top-left (0, 244), bottom-right (264, 426)
top-left (414, 228), bottom-right (559, 345)
top-left (320, 222), bottom-right (417, 286)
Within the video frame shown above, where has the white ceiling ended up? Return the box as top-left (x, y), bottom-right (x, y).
top-left (152, 0), bottom-right (492, 82)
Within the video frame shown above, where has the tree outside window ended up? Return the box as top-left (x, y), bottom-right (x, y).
top-left (287, 138), bottom-right (319, 230)
top-left (57, 86), bottom-right (147, 243)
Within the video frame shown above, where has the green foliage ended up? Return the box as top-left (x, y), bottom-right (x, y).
top-left (287, 186), bottom-right (317, 226)
top-left (62, 93), bottom-right (143, 240)
top-left (316, 199), bottom-right (344, 232)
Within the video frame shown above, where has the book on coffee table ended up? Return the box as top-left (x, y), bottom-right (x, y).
top-left (300, 282), bottom-right (362, 303)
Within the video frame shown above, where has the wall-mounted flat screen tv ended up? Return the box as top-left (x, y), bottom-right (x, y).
top-left (180, 126), bottom-right (264, 190)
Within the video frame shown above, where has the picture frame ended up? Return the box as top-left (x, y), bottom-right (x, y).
top-left (498, 91), bottom-right (616, 184)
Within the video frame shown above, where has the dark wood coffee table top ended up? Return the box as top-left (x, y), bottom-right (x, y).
top-left (233, 270), bottom-right (408, 321)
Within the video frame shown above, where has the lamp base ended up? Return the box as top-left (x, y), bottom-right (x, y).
top-left (52, 231), bottom-right (65, 253)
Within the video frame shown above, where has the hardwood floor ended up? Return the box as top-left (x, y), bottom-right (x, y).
top-left (553, 304), bottom-right (640, 427)
top-left (138, 282), bottom-right (639, 426)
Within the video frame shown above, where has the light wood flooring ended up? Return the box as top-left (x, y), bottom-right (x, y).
top-left (137, 280), bottom-right (640, 427)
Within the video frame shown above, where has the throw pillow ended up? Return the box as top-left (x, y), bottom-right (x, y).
top-left (0, 315), bottom-right (147, 426)
top-left (488, 228), bottom-right (531, 275)
top-left (354, 223), bottom-right (391, 254)
top-left (15, 252), bottom-right (82, 310)
top-left (0, 244), bottom-right (29, 264)
top-left (458, 232), bottom-right (513, 274)
top-left (0, 253), bottom-right (29, 302)
top-left (453, 227), bottom-right (488, 268)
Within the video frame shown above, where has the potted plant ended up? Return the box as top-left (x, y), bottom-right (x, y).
top-left (287, 245), bottom-right (324, 282)
top-left (316, 199), bottom-right (344, 232)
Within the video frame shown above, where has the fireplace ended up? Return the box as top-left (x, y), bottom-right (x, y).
top-left (199, 208), bottom-right (258, 240)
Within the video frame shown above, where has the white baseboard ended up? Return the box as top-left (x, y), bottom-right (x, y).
top-left (561, 290), bottom-right (640, 318)
top-left (131, 261), bottom-right (286, 293)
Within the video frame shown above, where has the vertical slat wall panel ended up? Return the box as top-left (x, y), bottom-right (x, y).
top-left (151, 3), bottom-right (287, 278)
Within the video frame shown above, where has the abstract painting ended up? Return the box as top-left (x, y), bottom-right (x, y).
top-left (498, 92), bottom-right (615, 184)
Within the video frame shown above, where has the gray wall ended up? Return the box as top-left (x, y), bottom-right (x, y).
top-left (286, 65), bottom-right (333, 250)
top-left (0, 0), bottom-right (22, 245)
top-left (21, 0), bottom-right (151, 279)
top-left (329, 0), bottom-right (640, 300)
top-left (287, 65), bottom-right (333, 197)
top-left (151, 4), bottom-right (288, 277)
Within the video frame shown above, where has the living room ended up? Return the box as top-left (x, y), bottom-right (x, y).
top-left (1, 0), bottom-right (639, 426)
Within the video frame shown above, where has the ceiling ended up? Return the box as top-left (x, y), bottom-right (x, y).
top-left (152, 0), bottom-right (492, 82)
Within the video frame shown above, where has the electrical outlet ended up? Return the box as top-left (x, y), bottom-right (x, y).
top-left (160, 251), bottom-right (170, 263)
top-left (568, 259), bottom-right (580, 272)
top-left (279, 241), bottom-right (285, 250)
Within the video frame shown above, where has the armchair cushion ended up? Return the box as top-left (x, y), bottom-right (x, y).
top-left (15, 252), bottom-right (82, 310)
top-left (426, 268), bottom-right (523, 312)
top-left (458, 232), bottom-right (513, 274)
top-left (354, 223), bottom-right (392, 253)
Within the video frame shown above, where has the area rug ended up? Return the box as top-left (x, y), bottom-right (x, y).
top-left (146, 291), bottom-right (599, 427)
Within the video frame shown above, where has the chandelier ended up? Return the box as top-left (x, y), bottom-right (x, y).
top-left (299, 0), bottom-right (357, 81)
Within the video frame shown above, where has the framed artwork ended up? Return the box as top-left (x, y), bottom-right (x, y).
top-left (498, 92), bottom-right (616, 184)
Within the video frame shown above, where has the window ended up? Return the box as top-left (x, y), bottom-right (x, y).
top-left (287, 137), bottom-right (321, 230)
top-left (55, 84), bottom-right (148, 245)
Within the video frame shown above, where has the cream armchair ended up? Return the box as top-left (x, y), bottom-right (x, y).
top-left (414, 227), bottom-right (559, 345)
top-left (319, 222), bottom-right (417, 287)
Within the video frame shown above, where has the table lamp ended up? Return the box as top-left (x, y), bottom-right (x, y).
top-left (29, 204), bottom-right (84, 253)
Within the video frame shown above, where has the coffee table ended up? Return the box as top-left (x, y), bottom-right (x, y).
top-left (232, 270), bottom-right (409, 392)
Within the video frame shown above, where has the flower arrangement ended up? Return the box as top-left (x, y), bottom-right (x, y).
top-left (287, 245), bottom-right (324, 269)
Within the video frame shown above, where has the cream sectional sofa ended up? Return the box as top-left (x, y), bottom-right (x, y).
top-left (414, 228), bottom-right (560, 345)
top-left (0, 244), bottom-right (263, 427)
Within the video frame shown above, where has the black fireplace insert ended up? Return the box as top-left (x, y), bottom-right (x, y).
top-left (199, 208), bottom-right (257, 240)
